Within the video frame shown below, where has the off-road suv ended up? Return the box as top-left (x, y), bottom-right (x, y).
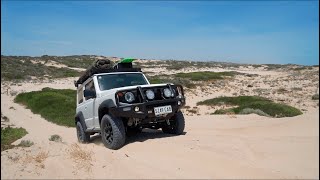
top-left (74, 59), bottom-right (186, 150)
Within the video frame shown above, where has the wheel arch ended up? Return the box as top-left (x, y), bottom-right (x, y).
top-left (98, 99), bottom-right (116, 126)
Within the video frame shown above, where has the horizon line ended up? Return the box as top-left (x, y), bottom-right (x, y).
top-left (1, 53), bottom-right (319, 66)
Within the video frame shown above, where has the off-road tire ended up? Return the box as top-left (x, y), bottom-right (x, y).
top-left (76, 121), bottom-right (90, 143)
top-left (101, 114), bottom-right (126, 150)
top-left (162, 111), bottom-right (185, 135)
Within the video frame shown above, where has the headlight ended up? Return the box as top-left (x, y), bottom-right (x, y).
top-left (163, 88), bottom-right (173, 98)
top-left (145, 90), bottom-right (155, 100)
top-left (124, 92), bottom-right (135, 103)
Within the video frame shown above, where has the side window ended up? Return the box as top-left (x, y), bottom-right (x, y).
top-left (77, 87), bottom-right (84, 104)
top-left (85, 80), bottom-right (96, 100)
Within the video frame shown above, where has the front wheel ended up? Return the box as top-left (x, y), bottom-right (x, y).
top-left (101, 114), bottom-right (126, 150)
top-left (162, 111), bottom-right (185, 135)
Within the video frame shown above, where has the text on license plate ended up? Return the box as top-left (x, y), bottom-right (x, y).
top-left (154, 105), bottom-right (172, 116)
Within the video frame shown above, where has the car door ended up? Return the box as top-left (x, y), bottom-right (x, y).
top-left (82, 79), bottom-right (96, 129)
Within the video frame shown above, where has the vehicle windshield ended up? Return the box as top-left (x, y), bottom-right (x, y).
top-left (97, 73), bottom-right (148, 91)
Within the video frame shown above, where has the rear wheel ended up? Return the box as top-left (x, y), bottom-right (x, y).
top-left (162, 111), bottom-right (185, 135)
top-left (101, 115), bottom-right (126, 150)
top-left (76, 121), bottom-right (90, 143)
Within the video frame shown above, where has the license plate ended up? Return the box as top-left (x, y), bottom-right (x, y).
top-left (154, 105), bottom-right (172, 116)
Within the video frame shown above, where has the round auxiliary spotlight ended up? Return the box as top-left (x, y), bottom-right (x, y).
top-left (146, 90), bottom-right (155, 100)
top-left (163, 88), bottom-right (172, 98)
top-left (124, 92), bottom-right (135, 103)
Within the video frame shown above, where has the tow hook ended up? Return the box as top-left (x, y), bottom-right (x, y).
top-left (166, 119), bottom-right (170, 125)
top-left (134, 118), bottom-right (139, 126)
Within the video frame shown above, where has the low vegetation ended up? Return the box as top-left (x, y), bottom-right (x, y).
top-left (238, 108), bottom-right (271, 117)
top-left (292, 66), bottom-right (313, 71)
top-left (163, 60), bottom-right (243, 70)
top-left (18, 140), bottom-right (34, 147)
top-left (22, 151), bottom-right (49, 168)
top-left (40, 55), bottom-right (95, 68)
top-left (147, 71), bottom-right (238, 88)
top-left (69, 143), bottom-right (93, 172)
top-left (175, 71), bottom-right (237, 81)
top-left (15, 87), bottom-right (76, 127)
top-left (1, 113), bottom-right (9, 122)
top-left (198, 96), bottom-right (302, 118)
top-left (1, 126), bottom-right (28, 151)
top-left (147, 75), bottom-right (197, 89)
top-left (1, 56), bottom-right (81, 81)
top-left (264, 64), bottom-right (286, 70)
top-left (49, 134), bottom-right (62, 142)
top-left (136, 59), bottom-right (263, 71)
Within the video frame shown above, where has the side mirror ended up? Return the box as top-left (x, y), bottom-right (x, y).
top-left (84, 89), bottom-right (96, 98)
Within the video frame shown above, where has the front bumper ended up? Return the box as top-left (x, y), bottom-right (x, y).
top-left (109, 97), bottom-right (185, 121)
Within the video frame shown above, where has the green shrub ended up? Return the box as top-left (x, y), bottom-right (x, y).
top-left (15, 88), bottom-right (76, 127)
top-left (18, 140), bottom-right (34, 147)
top-left (293, 67), bottom-right (307, 71)
top-left (147, 77), bottom-right (169, 84)
top-left (1, 127), bottom-right (28, 151)
top-left (163, 60), bottom-right (243, 70)
top-left (264, 64), bottom-right (285, 70)
top-left (238, 108), bottom-right (271, 117)
top-left (49, 134), bottom-right (62, 142)
top-left (199, 96), bottom-right (302, 118)
top-left (46, 55), bottom-right (95, 68)
top-left (147, 75), bottom-right (197, 89)
top-left (197, 96), bottom-right (270, 106)
top-left (1, 56), bottom-right (81, 81)
top-left (212, 108), bottom-right (235, 115)
top-left (175, 71), bottom-right (236, 81)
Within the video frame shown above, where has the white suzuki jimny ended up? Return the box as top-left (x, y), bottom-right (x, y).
top-left (74, 59), bottom-right (186, 150)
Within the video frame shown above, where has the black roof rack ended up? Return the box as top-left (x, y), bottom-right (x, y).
top-left (74, 59), bottom-right (141, 87)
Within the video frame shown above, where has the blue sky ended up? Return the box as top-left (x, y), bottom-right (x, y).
top-left (1, 1), bottom-right (319, 65)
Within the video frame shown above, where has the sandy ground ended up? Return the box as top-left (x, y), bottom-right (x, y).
top-left (1, 67), bottom-right (319, 179)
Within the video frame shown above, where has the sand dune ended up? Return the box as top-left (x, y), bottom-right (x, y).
top-left (1, 64), bottom-right (319, 179)
top-left (1, 81), bottom-right (319, 179)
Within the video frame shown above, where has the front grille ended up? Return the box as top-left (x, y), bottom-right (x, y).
top-left (116, 85), bottom-right (182, 104)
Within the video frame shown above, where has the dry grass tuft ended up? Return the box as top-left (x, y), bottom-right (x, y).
top-left (34, 151), bottom-right (49, 163)
top-left (68, 143), bottom-right (93, 172)
top-left (22, 150), bottom-right (49, 169)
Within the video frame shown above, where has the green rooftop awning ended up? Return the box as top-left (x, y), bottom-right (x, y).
top-left (119, 58), bottom-right (135, 63)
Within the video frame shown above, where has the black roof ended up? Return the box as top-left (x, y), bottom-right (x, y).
top-left (74, 64), bottom-right (142, 87)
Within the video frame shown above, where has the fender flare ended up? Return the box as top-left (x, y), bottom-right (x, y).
top-left (75, 111), bottom-right (87, 130)
top-left (98, 99), bottom-right (117, 123)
